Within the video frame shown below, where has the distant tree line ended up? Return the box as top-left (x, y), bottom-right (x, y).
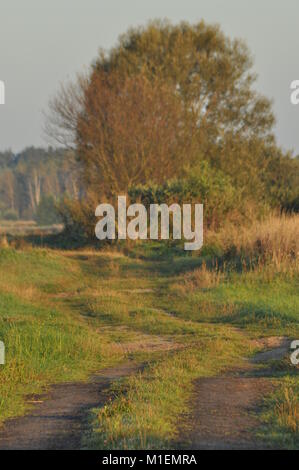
top-left (0, 147), bottom-right (80, 224)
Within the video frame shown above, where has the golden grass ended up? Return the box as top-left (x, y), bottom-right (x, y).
top-left (208, 213), bottom-right (299, 271)
top-left (0, 281), bottom-right (41, 302)
top-left (177, 262), bottom-right (223, 291)
top-left (0, 235), bottom-right (9, 248)
top-left (276, 387), bottom-right (299, 433)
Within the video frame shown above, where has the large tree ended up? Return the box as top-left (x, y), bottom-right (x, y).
top-left (48, 70), bottom-right (198, 197)
top-left (47, 20), bottom-right (296, 209)
top-left (77, 70), bottom-right (197, 195)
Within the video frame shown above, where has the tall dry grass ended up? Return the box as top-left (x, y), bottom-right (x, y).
top-left (275, 387), bottom-right (299, 433)
top-left (175, 213), bottom-right (299, 292)
top-left (207, 213), bottom-right (299, 273)
top-left (178, 262), bottom-right (223, 291)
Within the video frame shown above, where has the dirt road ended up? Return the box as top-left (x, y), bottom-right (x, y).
top-left (0, 337), bottom-right (290, 450)
top-left (0, 362), bottom-right (139, 450)
top-left (178, 337), bottom-right (290, 449)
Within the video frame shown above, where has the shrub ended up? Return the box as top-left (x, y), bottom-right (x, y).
top-left (129, 161), bottom-right (240, 228)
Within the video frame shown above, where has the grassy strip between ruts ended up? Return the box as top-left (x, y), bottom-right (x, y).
top-left (83, 330), bottom-right (251, 450)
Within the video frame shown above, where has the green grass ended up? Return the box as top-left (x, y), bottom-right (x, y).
top-left (84, 336), bottom-right (249, 450)
top-left (259, 376), bottom-right (299, 449)
top-left (0, 248), bottom-right (130, 422)
top-left (166, 272), bottom-right (299, 334)
top-left (0, 243), bottom-right (298, 448)
top-left (0, 294), bottom-right (106, 420)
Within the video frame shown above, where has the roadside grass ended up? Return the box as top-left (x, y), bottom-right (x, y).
top-left (259, 377), bottom-right (299, 449)
top-left (169, 272), bottom-right (299, 335)
top-left (0, 248), bottom-right (139, 423)
top-left (0, 293), bottom-right (114, 421)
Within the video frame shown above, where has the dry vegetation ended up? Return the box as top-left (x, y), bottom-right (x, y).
top-left (175, 213), bottom-right (299, 293)
top-left (276, 387), bottom-right (299, 434)
top-left (207, 213), bottom-right (299, 270)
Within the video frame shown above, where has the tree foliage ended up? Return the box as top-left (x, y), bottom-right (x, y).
top-left (129, 161), bottom-right (239, 228)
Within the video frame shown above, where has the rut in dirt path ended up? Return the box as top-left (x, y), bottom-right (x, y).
top-left (0, 362), bottom-right (139, 450)
top-left (178, 337), bottom-right (290, 450)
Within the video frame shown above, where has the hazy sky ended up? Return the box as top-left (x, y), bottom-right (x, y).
top-left (0, 0), bottom-right (299, 154)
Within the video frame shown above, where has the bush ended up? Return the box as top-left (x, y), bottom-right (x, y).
top-left (56, 194), bottom-right (108, 247)
top-left (129, 161), bottom-right (240, 228)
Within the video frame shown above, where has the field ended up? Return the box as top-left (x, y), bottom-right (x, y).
top-left (0, 214), bottom-right (298, 449)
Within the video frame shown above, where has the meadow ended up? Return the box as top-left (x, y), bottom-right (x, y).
top-left (0, 213), bottom-right (298, 448)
